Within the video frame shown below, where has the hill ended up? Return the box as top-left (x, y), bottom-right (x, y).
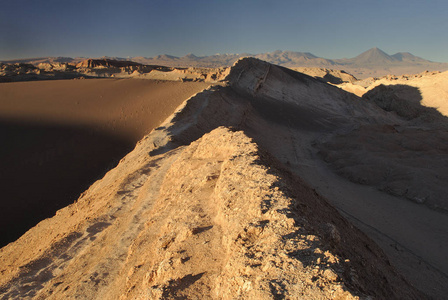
top-left (3, 48), bottom-right (448, 79)
top-left (336, 47), bottom-right (398, 66)
top-left (2, 58), bottom-right (448, 298)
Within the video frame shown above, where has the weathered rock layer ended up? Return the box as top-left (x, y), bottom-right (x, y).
top-left (0, 128), bottom-right (422, 299)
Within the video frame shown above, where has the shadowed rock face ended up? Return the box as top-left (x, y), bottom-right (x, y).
top-left (1, 57), bottom-right (446, 298)
top-left (318, 124), bottom-right (448, 208)
top-left (317, 84), bottom-right (448, 211)
top-left (363, 84), bottom-right (443, 121)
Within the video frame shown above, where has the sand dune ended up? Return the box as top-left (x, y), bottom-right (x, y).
top-left (0, 78), bottom-right (210, 139)
top-left (0, 79), bottom-right (209, 246)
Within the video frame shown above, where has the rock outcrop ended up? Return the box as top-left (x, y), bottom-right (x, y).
top-left (0, 59), bottom-right (228, 83)
top-left (0, 127), bottom-right (423, 299)
top-left (293, 67), bottom-right (358, 84)
top-left (75, 59), bottom-right (143, 69)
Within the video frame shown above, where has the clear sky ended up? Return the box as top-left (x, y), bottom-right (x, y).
top-left (1, 0), bottom-right (447, 62)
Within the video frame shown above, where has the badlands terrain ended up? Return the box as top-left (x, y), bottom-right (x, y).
top-left (3, 47), bottom-right (448, 79)
top-left (0, 57), bottom-right (448, 299)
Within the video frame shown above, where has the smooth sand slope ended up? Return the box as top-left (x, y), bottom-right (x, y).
top-left (0, 78), bottom-right (211, 140)
top-left (0, 79), bottom-right (210, 246)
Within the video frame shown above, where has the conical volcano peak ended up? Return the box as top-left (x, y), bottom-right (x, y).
top-left (361, 47), bottom-right (387, 54)
top-left (182, 53), bottom-right (199, 60)
top-left (353, 47), bottom-right (397, 64)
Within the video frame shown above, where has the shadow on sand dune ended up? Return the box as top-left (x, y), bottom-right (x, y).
top-left (0, 120), bottom-right (135, 247)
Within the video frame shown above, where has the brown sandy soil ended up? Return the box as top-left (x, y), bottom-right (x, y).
top-left (0, 79), bottom-right (210, 246)
top-left (0, 128), bottom-right (423, 299)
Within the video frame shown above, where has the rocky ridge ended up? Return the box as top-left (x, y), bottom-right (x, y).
top-left (126, 57), bottom-right (448, 297)
top-left (0, 126), bottom-right (422, 299)
top-left (1, 57), bottom-right (447, 298)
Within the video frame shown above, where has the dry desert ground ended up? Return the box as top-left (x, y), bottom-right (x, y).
top-left (1, 59), bottom-right (448, 299)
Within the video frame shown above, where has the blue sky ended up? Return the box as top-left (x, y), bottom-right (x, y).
top-left (1, 0), bottom-right (447, 61)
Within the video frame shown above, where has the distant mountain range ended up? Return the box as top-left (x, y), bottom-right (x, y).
top-left (2, 48), bottom-right (448, 78)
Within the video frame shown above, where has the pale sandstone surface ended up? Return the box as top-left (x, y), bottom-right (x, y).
top-left (326, 71), bottom-right (448, 212)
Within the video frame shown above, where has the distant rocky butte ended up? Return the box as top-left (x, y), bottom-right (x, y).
top-left (2, 47), bottom-right (448, 78)
top-left (0, 59), bottom-right (230, 83)
top-left (75, 59), bottom-right (143, 69)
top-left (3, 57), bottom-right (445, 298)
top-left (292, 67), bottom-right (358, 84)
